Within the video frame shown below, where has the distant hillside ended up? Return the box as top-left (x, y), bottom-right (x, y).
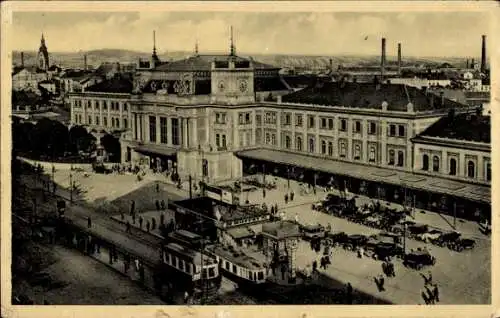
top-left (12, 49), bottom-right (470, 70)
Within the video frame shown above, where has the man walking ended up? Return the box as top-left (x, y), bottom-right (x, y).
top-left (433, 283), bottom-right (440, 303)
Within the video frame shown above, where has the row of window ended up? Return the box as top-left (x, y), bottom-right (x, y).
top-left (142, 116), bottom-right (179, 145)
top-left (73, 114), bottom-right (128, 129)
top-left (221, 258), bottom-right (264, 281)
top-left (73, 99), bottom-right (128, 112)
top-left (422, 154), bottom-right (491, 181)
top-left (163, 252), bottom-right (216, 278)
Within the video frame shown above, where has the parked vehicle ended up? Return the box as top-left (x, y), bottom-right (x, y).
top-left (343, 234), bottom-right (369, 251)
top-left (454, 238), bottom-right (476, 252)
top-left (403, 250), bottom-right (436, 270)
top-left (435, 231), bottom-right (461, 249)
top-left (301, 224), bottom-right (326, 240)
top-left (416, 229), bottom-right (443, 243)
top-left (326, 231), bottom-right (349, 247)
top-left (373, 242), bottom-right (404, 260)
top-left (407, 224), bottom-right (429, 238)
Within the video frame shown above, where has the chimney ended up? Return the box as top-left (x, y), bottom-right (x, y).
top-left (84, 55), bottom-right (87, 71)
top-left (397, 43), bottom-right (402, 75)
top-left (466, 59), bottom-right (469, 69)
top-left (21, 52), bottom-right (24, 68)
top-left (329, 58), bottom-right (333, 71)
top-left (381, 38), bottom-right (386, 79)
top-left (481, 35), bottom-right (486, 73)
top-left (471, 58), bottom-right (475, 69)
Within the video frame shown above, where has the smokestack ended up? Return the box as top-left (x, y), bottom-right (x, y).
top-left (471, 58), bottom-right (475, 69)
top-left (381, 38), bottom-right (386, 79)
top-left (481, 35), bottom-right (486, 73)
top-left (466, 59), bottom-right (469, 69)
top-left (397, 43), bottom-right (402, 75)
top-left (21, 52), bottom-right (24, 68)
top-left (84, 55), bottom-right (87, 71)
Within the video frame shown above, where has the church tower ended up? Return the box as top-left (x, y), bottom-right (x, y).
top-left (37, 33), bottom-right (50, 71)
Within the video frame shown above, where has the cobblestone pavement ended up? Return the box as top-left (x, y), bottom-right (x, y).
top-left (240, 175), bottom-right (490, 304)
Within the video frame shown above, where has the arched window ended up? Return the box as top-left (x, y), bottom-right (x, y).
top-left (285, 136), bottom-right (291, 149)
top-left (388, 150), bottom-right (395, 165)
top-left (328, 142), bottom-right (333, 156)
top-left (309, 138), bottom-right (315, 153)
top-left (321, 140), bottom-right (326, 154)
top-left (354, 144), bottom-right (361, 160)
top-left (432, 156), bottom-right (440, 172)
top-left (296, 136), bottom-right (302, 151)
top-left (467, 161), bottom-right (475, 178)
top-left (397, 151), bottom-right (404, 167)
top-left (422, 154), bottom-right (429, 170)
top-left (340, 142), bottom-right (347, 158)
top-left (369, 146), bottom-right (376, 162)
top-left (449, 158), bottom-right (457, 175)
top-left (265, 133), bottom-right (270, 144)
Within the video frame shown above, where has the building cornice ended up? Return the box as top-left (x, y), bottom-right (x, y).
top-left (412, 135), bottom-right (490, 153)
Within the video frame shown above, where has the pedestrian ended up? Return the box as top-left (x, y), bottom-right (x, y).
top-left (427, 271), bottom-right (433, 285)
top-left (312, 260), bottom-right (317, 272)
top-left (295, 213), bottom-right (299, 223)
top-left (160, 199), bottom-right (166, 210)
top-left (378, 274), bottom-right (385, 291)
top-left (139, 216), bottom-right (143, 229)
top-left (313, 187), bottom-right (317, 195)
top-left (424, 285), bottom-right (434, 304)
top-left (346, 283), bottom-right (353, 304)
top-left (87, 216), bottom-right (92, 228)
top-left (270, 205), bottom-right (275, 215)
top-left (284, 193), bottom-right (289, 204)
top-left (155, 200), bottom-right (160, 211)
top-left (274, 204), bottom-right (279, 215)
top-left (421, 290), bottom-right (430, 305)
top-left (290, 191), bottom-right (294, 201)
top-left (146, 220), bottom-right (150, 232)
top-left (126, 221), bottom-right (131, 233)
top-left (262, 188), bottom-right (266, 198)
top-left (184, 291), bottom-right (189, 304)
top-left (433, 284), bottom-right (439, 303)
top-left (132, 213), bottom-right (136, 224)
top-left (156, 182), bottom-right (160, 193)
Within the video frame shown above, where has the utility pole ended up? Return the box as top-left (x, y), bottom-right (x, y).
top-left (189, 175), bottom-right (192, 199)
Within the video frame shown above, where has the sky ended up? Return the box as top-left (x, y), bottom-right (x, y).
top-left (11, 11), bottom-right (491, 57)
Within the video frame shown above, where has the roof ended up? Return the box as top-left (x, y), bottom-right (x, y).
top-left (262, 221), bottom-right (301, 239)
top-left (417, 111), bottom-right (490, 143)
top-left (154, 54), bottom-right (278, 72)
top-left (85, 76), bottom-right (133, 93)
top-left (12, 90), bottom-right (43, 106)
top-left (236, 148), bottom-right (490, 204)
top-left (207, 244), bottom-right (264, 270)
top-left (226, 226), bottom-right (255, 239)
top-left (165, 242), bottom-right (215, 265)
top-left (220, 205), bottom-right (269, 222)
top-left (61, 70), bottom-right (92, 79)
top-left (281, 81), bottom-right (466, 112)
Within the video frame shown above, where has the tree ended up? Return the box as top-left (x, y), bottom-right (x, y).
top-left (68, 125), bottom-right (96, 154)
top-left (100, 133), bottom-right (121, 162)
top-left (32, 118), bottom-right (69, 158)
top-left (12, 121), bottom-right (35, 152)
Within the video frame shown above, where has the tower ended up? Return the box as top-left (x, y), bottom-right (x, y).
top-left (229, 26), bottom-right (236, 56)
top-left (37, 33), bottom-right (50, 71)
top-left (151, 30), bottom-right (160, 68)
top-left (380, 38), bottom-right (386, 79)
top-left (397, 43), bottom-right (402, 75)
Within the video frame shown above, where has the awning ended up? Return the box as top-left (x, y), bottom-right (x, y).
top-left (236, 148), bottom-right (490, 204)
top-left (134, 144), bottom-right (177, 157)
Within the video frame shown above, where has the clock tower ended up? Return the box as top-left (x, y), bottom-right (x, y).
top-left (37, 33), bottom-right (50, 71)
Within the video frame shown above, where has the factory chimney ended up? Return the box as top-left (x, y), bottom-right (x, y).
top-left (397, 43), bottom-right (402, 75)
top-left (481, 35), bottom-right (486, 73)
top-left (21, 52), bottom-right (24, 68)
top-left (84, 54), bottom-right (87, 71)
top-left (381, 38), bottom-right (386, 79)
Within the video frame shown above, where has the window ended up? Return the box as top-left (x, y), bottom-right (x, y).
top-left (432, 156), bottom-right (440, 172)
top-left (389, 124), bottom-right (396, 136)
top-left (328, 118), bottom-right (334, 130)
top-left (245, 113), bottom-right (251, 124)
top-left (321, 118), bottom-right (327, 129)
top-left (232, 264), bottom-right (237, 274)
top-left (88, 116), bottom-right (92, 125)
top-left (422, 154), bottom-right (429, 170)
top-left (202, 159), bottom-right (208, 177)
top-left (295, 114), bottom-right (303, 127)
top-left (486, 162), bottom-right (491, 181)
top-left (296, 136), bottom-right (302, 151)
top-left (321, 140), bottom-right (326, 154)
top-left (308, 115), bottom-right (315, 128)
top-left (398, 125), bottom-right (405, 137)
top-left (116, 117), bottom-right (121, 129)
top-left (123, 118), bottom-right (128, 129)
top-left (95, 116), bottom-right (100, 126)
top-left (123, 103), bottom-right (128, 111)
top-left (160, 117), bottom-right (168, 144)
top-left (369, 147), bottom-right (376, 162)
top-left (369, 122), bottom-right (377, 135)
top-left (354, 121), bottom-right (361, 133)
top-left (264, 112), bottom-right (277, 125)
top-left (167, 254), bottom-right (171, 265)
top-left (173, 257), bottom-right (178, 268)
top-left (449, 158), bottom-right (457, 175)
top-left (256, 114), bottom-right (262, 125)
top-left (103, 101), bottom-right (107, 110)
top-left (246, 131), bottom-right (251, 145)
top-left (179, 260), bottom-right (184, 271)
top-left (285, 136), bottom-right (291, 149)
top-left (284, 114), bottom-right (291, 126)
top-left (256, 129), bottom-right (262, 144)
top-left (354, 144), bottom-right (361, 160)
top-left (239, 113), bottom-right (244, 125)
top-left (467, 161), bottom-right (475, 178)
top-left (340, 142), bottom-right (347, 158)
top-left (271, 134), bottom-right (276, 146)
top-left (258, 272), bottom-right (264, 280)
top-left (225, 261), bottom-right (230, 270)
top-left (222, 135), bottom-right (227, 148)
top-left (328, 142), bottom-right (333, 156)
top-left (265, 133), bottom-right (271, 144)
top-left (216, 113), bottom-right (220, 124)
top-left (308, 138), bottom-right (315, 153)
top-left (340, 119), bottom-right (347, 132)
top-left (216, 134), bottom-right (221, 147)
top-left (397, 151), bottom-right (404, 167)
top-left (171, 118), bottom-right (180, 145)
top-left (104, 117), bottom-right (108, 127)
top-left (388, 150), bottom-right (395, 165)
top-left (149, 116), bottom-right (157, 143)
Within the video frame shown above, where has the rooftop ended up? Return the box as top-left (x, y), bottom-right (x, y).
top-left (219, 204), bottom-right (269, 222)
top-left (86, 76), bottom-right (133, 94)
top-left (154, 54), bottom-right (278, 72)
top-left (262, 221), bottom-right (301, 239)
top-left (226, 226), bottom-right (255, 239)
top-left (281, 81), bottom-right (466, 112)
top-left (417, 111), bottom-right (490, 144)
top-left (207, 244), bottom-right (264, 270)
